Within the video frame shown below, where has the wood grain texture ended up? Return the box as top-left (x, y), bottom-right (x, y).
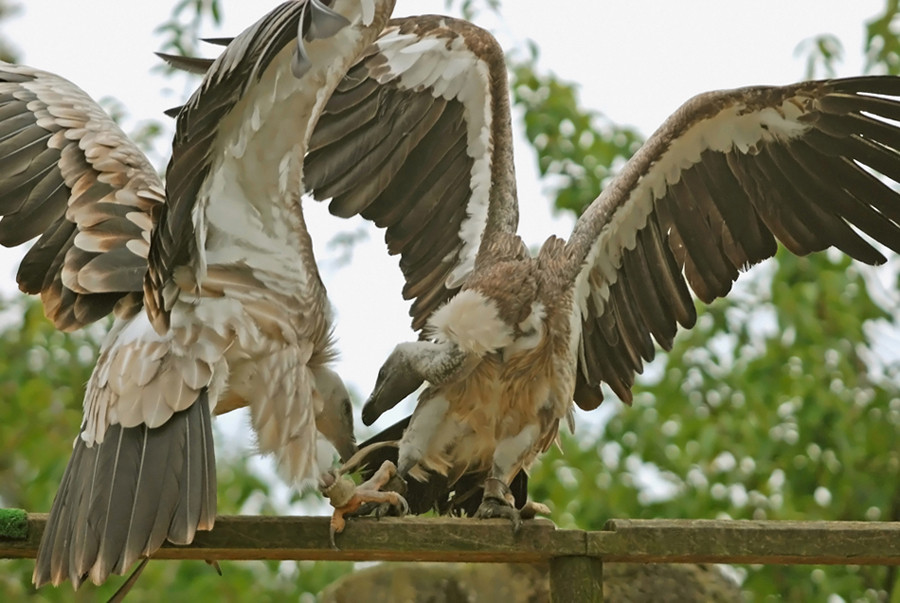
top-left (3, 515), bottom-right (899, 566)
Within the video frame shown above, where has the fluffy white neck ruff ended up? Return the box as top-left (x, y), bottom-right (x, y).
top-left (426, 289), bottom-right (514, 356)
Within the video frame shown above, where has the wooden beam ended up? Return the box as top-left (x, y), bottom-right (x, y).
top-left (1, 514), bottom-right (585, 563)
top-left (2, 514), bottom-right (899, 566)
top-left (594, 519), bottom-right (900, 565)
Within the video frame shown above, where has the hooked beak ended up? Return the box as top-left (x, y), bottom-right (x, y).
top-left (362, 351), bottom-right (424, 426)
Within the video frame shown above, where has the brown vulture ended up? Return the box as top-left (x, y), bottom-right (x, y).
top-left (302, 17), bottom-right (900, 522)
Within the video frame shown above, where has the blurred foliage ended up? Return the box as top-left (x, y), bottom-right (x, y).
top-left (446, 0), bottom-right (499, 21)
top-left (0, 0), bottom-right (19, 62)
top-left (512, 2), bottom-right (900, 600)
top-left (512, 45), bottom-right (643, 215)
top-left (156, 0), bottom-right (223, 58)
top-left (866, 0), bottom-right (900, 74)
top-left (529, 252), bottom-right (900, 600)
top-left (796, 33), bottom-right (844, 79)
top-left (2, 0), bottom-right (900, 601)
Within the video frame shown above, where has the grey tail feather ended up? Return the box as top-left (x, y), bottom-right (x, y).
top-left (33, 391), bottom-right (217, 589)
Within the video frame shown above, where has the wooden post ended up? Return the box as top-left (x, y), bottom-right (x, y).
top-left (549, 555), bottom-right (603, 602)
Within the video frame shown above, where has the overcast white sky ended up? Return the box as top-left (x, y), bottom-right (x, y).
top-left (0, 1), bottom-right (892, 435)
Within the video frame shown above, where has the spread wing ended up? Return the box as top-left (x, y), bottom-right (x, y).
top-left (0, 64), bottom-right (164, 330)
top-left (145, 0), bottom-right (386, 329)
top-left (565, 77), bottom-right (900, 408)
top-left (303, 15), bottom-right (519, 331)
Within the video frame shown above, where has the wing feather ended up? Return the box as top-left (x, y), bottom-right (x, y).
top-left (0, 64), bottom-right (163, 331)
top-left (567, 76), bottom-right (900, 407)
top-left (304, 16), bottom-right (518, 331)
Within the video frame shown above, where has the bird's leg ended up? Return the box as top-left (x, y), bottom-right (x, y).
top-left (474, 477), bottom-right (523, 527)
top-left (474, 476), bottom-right (551, 529)
top-left (320, 459), bottom-right (409, 548)
top-left (475, 425), bottom-right (550, 530)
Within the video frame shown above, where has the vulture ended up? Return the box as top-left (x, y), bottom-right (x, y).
top-left (154, 6), bottom-right (900, 523)
top-left (300, 17), bottom-right (900, 522)
top-left (0, 0), bottom-right (407, 589)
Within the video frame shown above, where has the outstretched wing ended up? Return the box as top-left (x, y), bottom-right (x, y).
top-left (145, 0), bottom-right (388, 330)
top-left (304, 16), bottom-right (519, 331)
top-left (0, 64), bottom-right (164, 330)
top-left (565, 77), bottom-right (900, 408)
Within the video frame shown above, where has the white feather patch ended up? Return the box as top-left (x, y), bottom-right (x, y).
top-left (492, 424), bottom-right (539, 476)
top-left (504, 301), bottom-right (546, 356)
top-left (426, 290), bottom-right (513, 355)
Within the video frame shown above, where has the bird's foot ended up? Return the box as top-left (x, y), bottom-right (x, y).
top-left (474, 477), bottom-right (550, 532)
top-left (475, 495), bottom-right (525, 530)
top-left (519, 500), bottom-right (552, 520)
top-left (321, 460), bottom-right (409, 548)
top-left (352, 471), bottom-right (409, 519)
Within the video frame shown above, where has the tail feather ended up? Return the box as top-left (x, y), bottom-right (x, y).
top-left (34, 391), bottom-right (217, 588)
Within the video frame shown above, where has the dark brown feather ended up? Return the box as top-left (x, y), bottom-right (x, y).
top-left (692, 151), bottom-right (775, 268)
top-left (786, 140), bottom-right (900, 254)
top-left (364, 115), bottom-right (468, 227)
top-left (621, 234), bottom-right (676, 349)
top-left (755, 143), bottom-right (884, 264)
top-left (356, 417), bottom-right (529, 517)
top-left (321, 96), bottom-right (448, 216)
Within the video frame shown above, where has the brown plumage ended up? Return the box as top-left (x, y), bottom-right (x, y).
top-left (293, 18), bottom-right (900, 520)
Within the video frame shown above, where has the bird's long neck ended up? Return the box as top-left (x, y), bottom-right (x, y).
top-left (483, 42), bottom-right (519, 240)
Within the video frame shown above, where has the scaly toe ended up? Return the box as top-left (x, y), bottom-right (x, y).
top-left (475, 497), bottom-right (522, 532)
top-left (520, 501), bottom-right (551, 520)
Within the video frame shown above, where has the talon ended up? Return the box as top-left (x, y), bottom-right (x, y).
top-left (322, 461), bottom-right (409, 546)
top-left (475, 477), bottom-right (547, 532)
top-left (329, 522), bottom-right (339, 550)
top-left (520, 501), bottom-right (551, 520)
top-left (475, 495), bottom-right (523, 531)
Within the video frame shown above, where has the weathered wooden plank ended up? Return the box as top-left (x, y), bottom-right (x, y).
top-left (592, 519), bottom-right (900, 565)
top-left (550, 556), bottom-right (603, 602)
top-left (3, 514), bottom-right (899, 566)
top-left (0, 514), bottom-right (584, 563)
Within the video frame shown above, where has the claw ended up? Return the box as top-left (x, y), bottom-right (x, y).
top-left (322, 460), bottom-right (409, 548)
top-left (474, 478), bottom-right (549, 532)
top-left (475, 496), bottom-right (524, 532)
top-left (520, 500), bottom-right (552, 520)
